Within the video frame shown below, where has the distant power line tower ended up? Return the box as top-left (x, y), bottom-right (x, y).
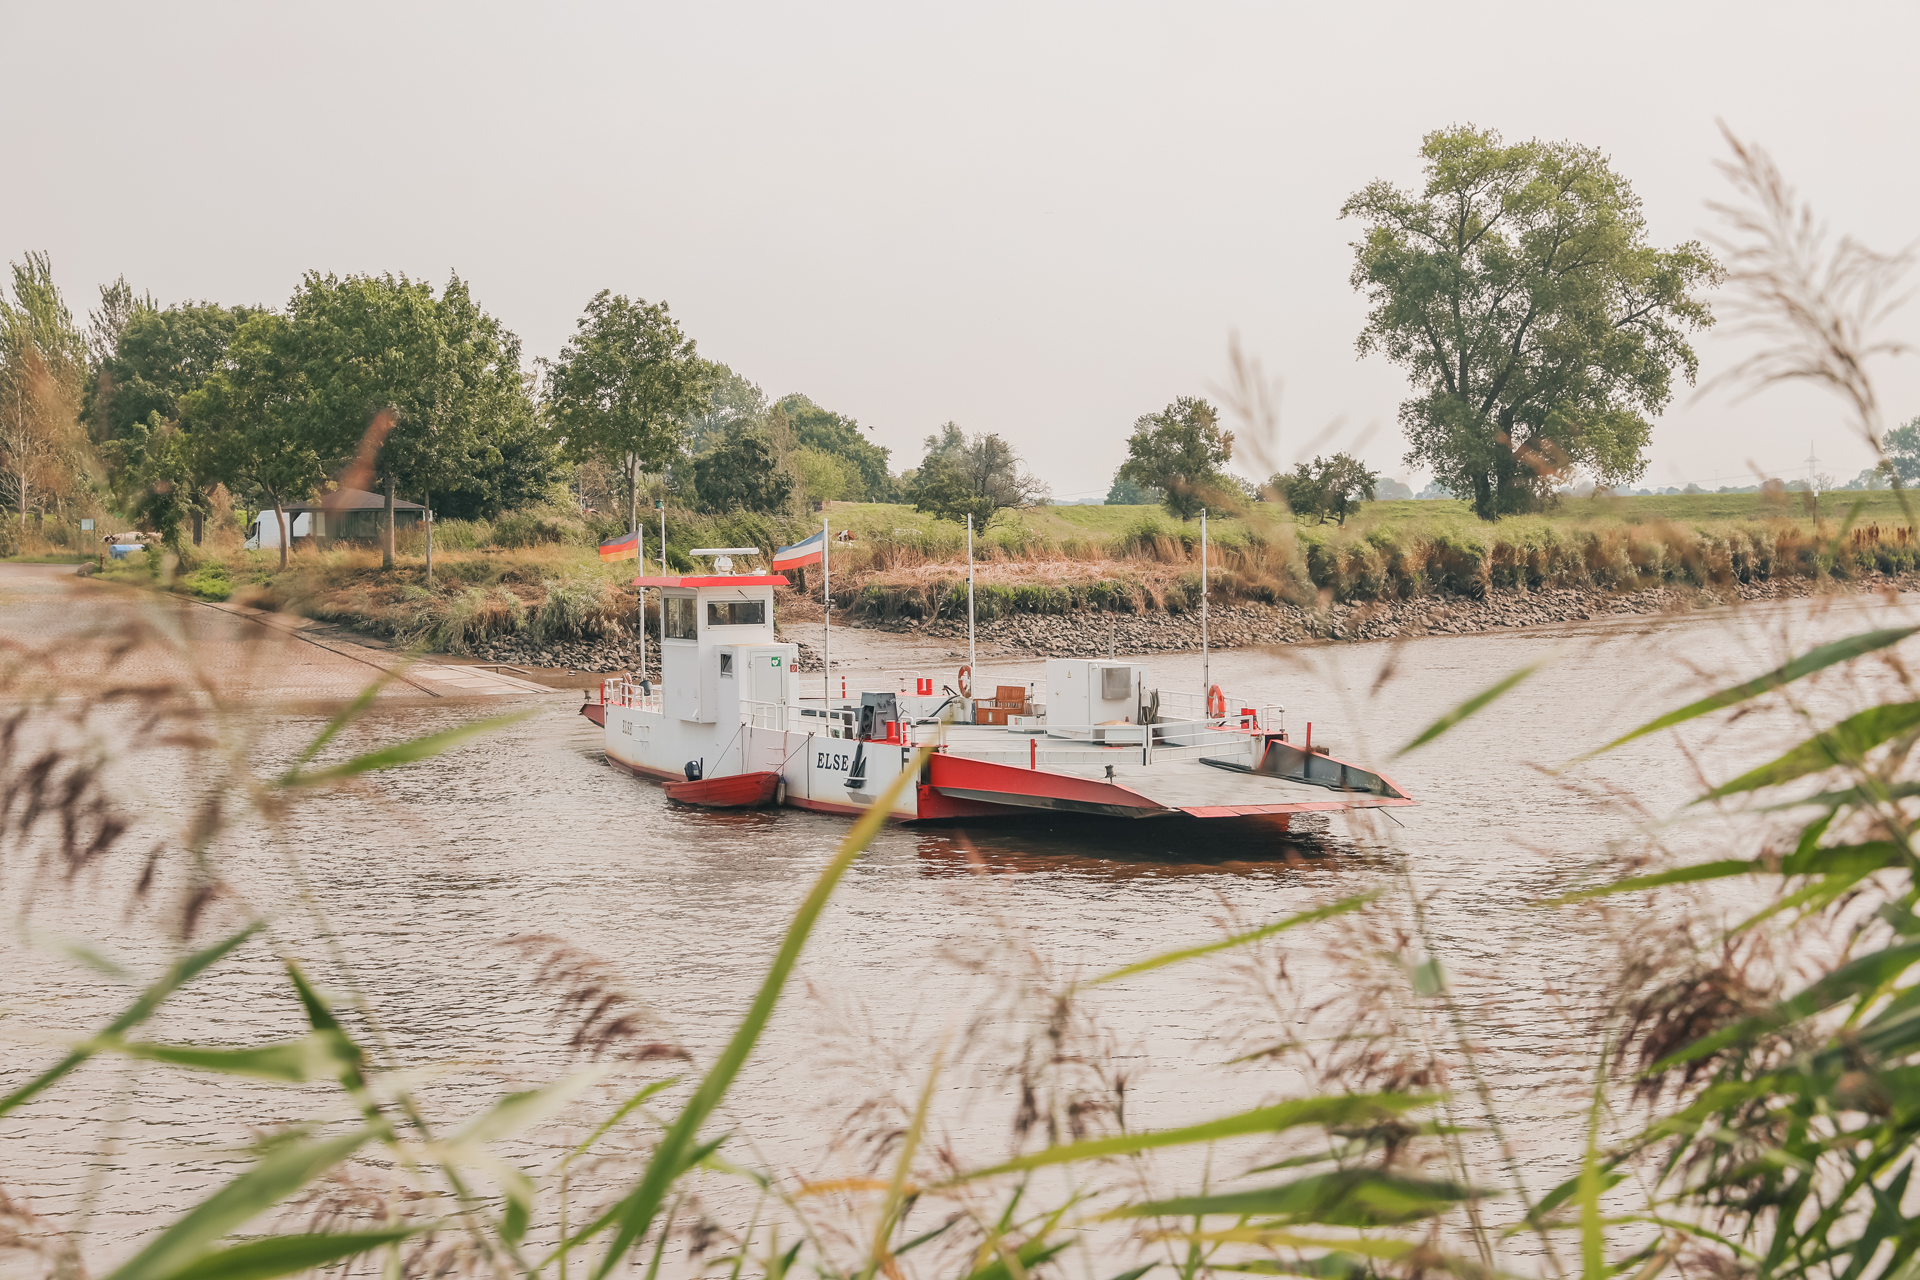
top-left (1807, 440), bottom-right (1821, 492)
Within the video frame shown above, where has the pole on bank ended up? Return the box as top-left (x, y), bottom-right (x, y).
top-left (657, 499), bottom-right (666, 675)
top-left (822, 515), bottom-right (831, 707)
top-left (966, 513), bottom-right (976, 694)
top-left (1200, 507), bottom-right (1209, 704)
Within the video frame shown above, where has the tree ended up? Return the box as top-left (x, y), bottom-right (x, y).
top-left (1115, 396), bottom-right (1234, 519)
top-left (183, 312), bottom-right (326, 570)
top-left (776, 394), bottom-right (894, 501)
top-left (686, 362), bottom-right (768, 453)
top-left (83, 275), bottom-right (157, 439)
top-left (693, 428), bottom-right (792, 513)
top-left (284, 272), bottom-right (533, 571)
top-left (791, 448), bottom-right (858, 503)
top-left (909, 456), bottom-right (993, 527)
top-left (1881, 418), bottom-right (1920, 484)
top-left (0, 253), bottom-right (92, 526)
top-left (108, 411), bottom-right (202, 550)
top-left (1344, 126), bottom-right (1721, 519)
top-left (547, 292), bottom-right (709, 541)
top-left (1275, 453), bottom-right (1378, 525)
top-left (1105, 469), bottom-right (1162, 504)
top-left (91, 301), bottom-right (260, 443)
top-left (909, 423), bottom-right (1047, 524)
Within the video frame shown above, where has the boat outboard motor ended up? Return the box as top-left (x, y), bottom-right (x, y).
top-left (683, 758), bottom-right (703, 782)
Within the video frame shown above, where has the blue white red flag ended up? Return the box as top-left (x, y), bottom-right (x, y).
top-left (598, 529), bottom-right (640, 562)
top-left (772, 529), bottom-right (825, 570)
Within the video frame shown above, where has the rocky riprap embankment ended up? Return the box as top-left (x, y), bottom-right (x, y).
top-left (856, 571), bottom-right (1920, 656)
top-left (462, 572), bottom-right (1920, 672)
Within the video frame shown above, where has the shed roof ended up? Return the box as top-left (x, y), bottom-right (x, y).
top-left (283, 487), bottom-right (425, 513)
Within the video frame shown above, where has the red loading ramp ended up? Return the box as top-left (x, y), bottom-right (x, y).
top-left (929, 753), bottom-right (1167, 819)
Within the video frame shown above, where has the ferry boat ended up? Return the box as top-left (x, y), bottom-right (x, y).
top-left (584, 547), bottom-right (1413, 827)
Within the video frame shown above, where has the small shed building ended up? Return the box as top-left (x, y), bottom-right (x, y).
top-left (248, 489), bottom-right (426, 548)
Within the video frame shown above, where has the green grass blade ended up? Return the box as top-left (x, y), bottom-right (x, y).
top-left (1397, 662), bottom-right (1544, 757)
top-left (282, 711), bottom-right (535, 788)
top-left (962, 1235), bottom-right (1072, 1280)
top-left (1699, 702), bottom-right (1920, 802)
top-left (0, 923), bottom-right (261, 1117)
top-left (103, 1129), bottom-right (378, 1280)
top-left (279, 666), bottom-right (409, 783)
top-left (1543, 841), bottom-right (1906, 904)
top-left (1086, 894), bottom-right (1377, 986)
top-left (450, 1073), bottom-right (603, 1147)
top-left (1587, 627), bottom-right (1920, 757)
top-left (950, 1093), bottom-right (1436, 1183)
top-left (1115, 1170), bottom-right (1477, 1227)
top-left (1579, 1064), bottom-right (1605, 1280)
top-left (149, 1229), bottom-right (420, 1280)
top-left (584, 744), bottom-right (934, 1280)
top-left (111, 1034), bottom-right (349, 1083)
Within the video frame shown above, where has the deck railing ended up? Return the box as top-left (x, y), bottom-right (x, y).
top-left (727, 691), bottom-right (1276, 770)
top-left (943, 719), bottom-right (1261, 769)
top-left (603, 678), bottom-right (663, 714)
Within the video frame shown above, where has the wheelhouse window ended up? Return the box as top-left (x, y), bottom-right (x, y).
top-left (665, 595), bottom-right (698, 639)
top-left (706, 600), bottom-right (766, 627)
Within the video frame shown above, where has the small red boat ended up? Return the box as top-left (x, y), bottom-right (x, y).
top-left (662, 770), bottom-right (782, 809)
top-left (579, 699), bottom-right (606, 727)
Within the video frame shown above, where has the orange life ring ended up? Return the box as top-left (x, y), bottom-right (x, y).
top-left (958, 664), bottom-right (973, 698)
top-left (1206, 683), bottom-right (1227, 719)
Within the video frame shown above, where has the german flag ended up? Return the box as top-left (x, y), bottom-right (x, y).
top-left (598, 529), bottom-right (640, 562)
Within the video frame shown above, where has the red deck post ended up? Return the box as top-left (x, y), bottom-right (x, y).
top-left (1030, 738), bottom-right (1037, 770)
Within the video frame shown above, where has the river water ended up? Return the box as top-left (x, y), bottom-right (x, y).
top-left (3, 564), bottom-right (1912, 1272)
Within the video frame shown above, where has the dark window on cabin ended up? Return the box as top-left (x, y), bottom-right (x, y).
top-left (707, 600), bottom-right (766, 627)
top-left (665, 595), bottom-right (698, 639)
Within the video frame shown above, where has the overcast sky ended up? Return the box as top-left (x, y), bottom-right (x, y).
top-left (5, 1), bottom-right (1916, 498)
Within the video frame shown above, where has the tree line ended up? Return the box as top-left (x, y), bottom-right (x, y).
top-left (1, 123), bottom-right (1747, 551)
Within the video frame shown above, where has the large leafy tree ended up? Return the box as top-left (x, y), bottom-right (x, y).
top-left (183, 313), bottom-right (326, 570)
top-left (693, 428), bottom-right (792, 513)
top-left (91, 301), bottom-right (261, 442)
top-left (1115, 396), bottom-right (1234, 519)
top-left (1879, 417), bottom-right (1920, 485)
top-left (910, 422), bottom-right (1047, 524)
top-left (283, 272), bottom-right (533, 569)
top-left (686, 361), bottom-right (768, 453)
top-left (1344, 126), bottom-right (1720, 519)
top-left (546, 292), bottom-right (709, 535)
top-left (1273, 453), bottom-right (1378, 526)
top-left (775, 393), bottom-right (893, 501)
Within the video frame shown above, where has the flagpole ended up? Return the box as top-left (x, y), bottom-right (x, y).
top-left (1200, 507), bottom-right (1209, 706)
top-left (966, 513), bottom-right (975, 695)
top-left (821, 516), bottom-right (831, 707)
top-left (637, 526), bottom-right (646, 681)
top-left (658, 500), bottom-right (667, 679)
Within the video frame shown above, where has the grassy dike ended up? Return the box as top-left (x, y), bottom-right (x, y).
top-left (83, 489), bottom-right (1920, 657)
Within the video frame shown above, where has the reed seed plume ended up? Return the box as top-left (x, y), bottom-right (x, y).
top-left (1707, 124), bottom-right (1916, 451)
top-left (502, 933), bottom-right (689, 1063)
